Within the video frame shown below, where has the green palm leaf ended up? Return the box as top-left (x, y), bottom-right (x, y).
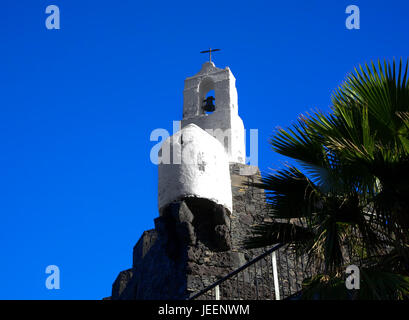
top-left (245, 58), bottom-right (409, 299)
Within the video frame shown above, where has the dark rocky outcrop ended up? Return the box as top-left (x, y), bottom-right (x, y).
top-left (108, 164), bottom-right (269, 300)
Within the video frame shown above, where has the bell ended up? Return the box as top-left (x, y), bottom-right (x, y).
top-left (203, 96), bottom-right (216, 112)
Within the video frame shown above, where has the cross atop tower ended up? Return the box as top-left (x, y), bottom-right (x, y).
top-left (200, 48), bottom-right (221, 63)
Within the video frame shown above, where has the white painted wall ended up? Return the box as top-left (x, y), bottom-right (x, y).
top-left (158, 124), bottom-right (233, 213)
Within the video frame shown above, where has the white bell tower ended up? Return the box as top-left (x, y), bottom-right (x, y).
top-left (181, 62), bottom-right (245, 164)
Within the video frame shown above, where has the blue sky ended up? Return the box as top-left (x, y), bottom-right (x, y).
top-left (0, 0), bottom-right (408, 299)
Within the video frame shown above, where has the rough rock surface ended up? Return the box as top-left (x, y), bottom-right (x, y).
top-left (108, 163), bottom-right (270, 300)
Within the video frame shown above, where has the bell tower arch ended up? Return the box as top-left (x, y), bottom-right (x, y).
top-left (182, 62), bottom-right (245, 163)
top-left (198, 77), bottom-right (215, 113)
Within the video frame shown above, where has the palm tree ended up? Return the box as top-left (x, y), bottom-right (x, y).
top-left (244, 59), bottom-right (409, 299)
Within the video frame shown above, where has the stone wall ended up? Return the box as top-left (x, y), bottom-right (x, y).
top-left (108, 163), bottom-right (270, 300)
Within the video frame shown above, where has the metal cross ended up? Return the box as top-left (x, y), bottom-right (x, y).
top-left (200, 48), bottom-right (221, 63)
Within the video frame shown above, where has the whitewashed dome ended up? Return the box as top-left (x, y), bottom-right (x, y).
top-left (158, 124), bottom-right (232, 213)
